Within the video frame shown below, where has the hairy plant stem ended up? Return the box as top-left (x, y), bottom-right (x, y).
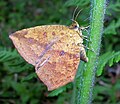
top-left (72, 0), bottom-right (107, 104)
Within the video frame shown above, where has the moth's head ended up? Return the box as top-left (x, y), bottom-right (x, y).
top-left (69, 7), bottom-right (83, 32)
top-left (69, 19), bottom-right (80, 31)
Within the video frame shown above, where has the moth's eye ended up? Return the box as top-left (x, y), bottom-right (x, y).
top-left (74, 25), bottom-right (78, 28)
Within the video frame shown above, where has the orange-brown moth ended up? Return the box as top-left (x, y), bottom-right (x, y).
top-left (9, 9), bottom-right (88, 91)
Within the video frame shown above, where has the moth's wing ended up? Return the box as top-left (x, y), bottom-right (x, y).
top-left (9, 25), bottom-right (83, 91)
top-left (9, 25), bottom-right (72, 66)
top-left (35, 26), bottom-right (82, 91)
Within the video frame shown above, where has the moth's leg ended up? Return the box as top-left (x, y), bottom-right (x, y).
top-left (78, 43), bottom-right (95, 52)
top-left (77, 43), bottom-right (89, 49)
top-left (77, 31), bottom-right (90, 43)
top-left (79, 26), bottom-right (90, 41)
top-left (81, 26), bottom-right (89, 30)
top-left (78, 32), bottom-right (89, 39)
top-left (81, 28), bottom-right (90, 41)
top-left (83, 37), bottom-right (91, 42)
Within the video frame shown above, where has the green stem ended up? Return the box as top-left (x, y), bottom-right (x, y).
top-left (72, 0), bottom-right (107, 104)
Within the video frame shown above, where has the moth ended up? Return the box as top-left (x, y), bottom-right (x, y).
top-left (9, 8), bottom-right (88, 91)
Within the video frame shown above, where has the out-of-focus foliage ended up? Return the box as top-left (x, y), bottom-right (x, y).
top-left (0, 0), bottom-right (120, 104)
top-left (97, 51), bottom-right (120, 76)
top-left (0, 47), bottom-right (33, 72)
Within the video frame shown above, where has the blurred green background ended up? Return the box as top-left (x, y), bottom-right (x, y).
top-left (0, 0), bottom-right (120, 104)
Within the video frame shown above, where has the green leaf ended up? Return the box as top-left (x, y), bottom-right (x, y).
top-left (21, 73), bottom-right (37, 82)
top-left (107, 0), bottom-right (120, 12)
top-left (11, 82), bottom-right (30, 103)
top-left (64, 0), bottom-right (89, 7)
top-left (97, 51), bottom-right (120, 76)
top-left (48, 83), bottom-right (72, 97)
top-left (104, 18), bottom-right (120, 35)
top-left (0, 47), bottom-right (33, 72)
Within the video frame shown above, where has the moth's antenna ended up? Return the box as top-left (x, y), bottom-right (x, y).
top-left (70, 18), bottom-right (77, 23)
top-left (83, 17), bottom-right (90, 21)
top-left (72, 6), bottom-right (78, 20)
top-left (75, 9), bottom-right (83, 20)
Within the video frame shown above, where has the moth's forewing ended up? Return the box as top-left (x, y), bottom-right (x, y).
top-left (9, 25), bottom-right (83, 90)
